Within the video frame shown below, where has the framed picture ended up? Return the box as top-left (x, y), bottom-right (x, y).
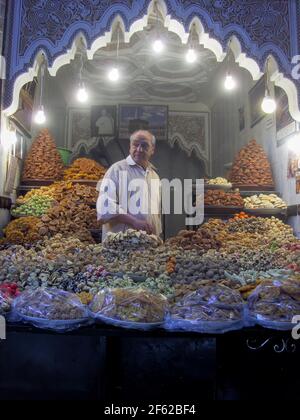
top-left (168, 111), bottom-right (210, 161)
top-left (275, 86), bottom-right (296, 143)
top-left (249, 76), bottom-right (266, 128)
top-left (67, 108), bottom-right (91, 149)
top-left (91, 105), bottom-right (116, 137)
top-left (10, 79), bottom-right (37, 136)
top-left (288, 149), bottom-right (300, 178)
top-left (119, 104), bottom-right (168, 141)
top-left (238, 106), bottom-right (245, 131)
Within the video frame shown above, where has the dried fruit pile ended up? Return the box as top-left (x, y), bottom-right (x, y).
top-left (229, 139), bottom-right (274, 187)
top-left (64, 158), bottom-right (106, 180)
top-left (3, 217), bottom-right (41, 244)
top-left (22, 129), bottom-right (64, 181)
top-left (166, 228), bottom-right (222, 251)
top-left (18, 181), bottom-right (98, 206)
top-left (12, 195), bottom-right (54, 217)
top-left (205, 190), bottom-right (244, 207)
top-left (37, 199), bottom-right (99, 240)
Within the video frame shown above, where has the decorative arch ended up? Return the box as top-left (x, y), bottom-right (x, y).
top-left (2, 0), bottom-right (300, 128)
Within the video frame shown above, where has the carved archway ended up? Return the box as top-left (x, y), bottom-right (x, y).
top-left (2, 0), bottom-right (300, 133)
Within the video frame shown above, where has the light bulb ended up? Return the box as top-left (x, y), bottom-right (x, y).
top-left (34, 107), bottom-right (46, 124)
top-left (153, 39), bottom-right (164, 53)
top-left (261, 95), bottom-right (276, 114)
top-left (108, 67), bottom-right (120, 82)
top-left (76, 85), bottom-right (88, 103)
top-left (8, 130), bottom-right (17, 145)
top-left (224, 74), bottom-right (236, 90)
top-left (186, 48), bottom-right (197, 63)
top-left (288, 134), bottom-right (300, 154)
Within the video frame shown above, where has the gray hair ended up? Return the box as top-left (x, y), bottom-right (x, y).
top-left (130, 130), bottom-right (156, 146)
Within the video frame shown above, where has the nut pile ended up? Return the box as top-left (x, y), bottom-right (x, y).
top-left (206, 177), bottom-right (232, 187)
top-left (103, 229), bottom-right (162, 250)
top-left (90, 288), bottom-right (167, 324)
top-left (22, 129), bottom-right (64, 181)
top-left (13, 288), bottom-right (87, 320)
top-left (205, 190), bottom-right (244, 207)
top-left (64, 158), bottom-right (106, 181)
top-left (248, 278), bottom-right (300, 322)
top-left (229, 139), bottom-right (274, 187)
top-left (244, 194), bottom-right (287, 210)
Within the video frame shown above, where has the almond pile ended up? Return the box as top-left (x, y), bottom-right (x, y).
top-left (229, 140), bottom-right (274, 187)
top-left (22, 129), bottom-right (64, 181)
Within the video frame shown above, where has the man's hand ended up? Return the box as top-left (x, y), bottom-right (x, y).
top-left (132, 219), bottom-right (154, 234)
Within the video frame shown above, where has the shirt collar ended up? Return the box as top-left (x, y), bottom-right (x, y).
top-left (126, 155), bottom-right (157, 171)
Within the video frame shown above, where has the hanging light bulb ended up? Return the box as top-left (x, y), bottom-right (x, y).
top-left (76, 48), bottom-right (88, 103)
top-left (261, 58), bottom-right (276, 114)
top-left (153, 38), bottom-right (164, 54)
top-left (34, 106), bottom-right (46, 124)
top-left (76, 83), bottom-right (88, 103)
top-left (108, 67), bottom-right (120, 82)
top-left (261, 90), bottom-right (276, 114)
top-left (224, 72), bottom-right (236, 90)
top-left (108, 23), bottom-right (121, 82)
top-left (186, 48), bottom-right (197, 63)
top-left (34, 60), bottom-right (47, 125)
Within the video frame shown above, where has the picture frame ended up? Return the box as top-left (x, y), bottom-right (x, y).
top-left (249, 76), bottom-right (266, 128)
top-left (91, 105), bottom-right (117, 137)
top-left (119, 104), bottom-right (168, 141)
top-left (67, 108), bottom-right (91, 149)
top-left (275, 86), bottom-right (296, 143)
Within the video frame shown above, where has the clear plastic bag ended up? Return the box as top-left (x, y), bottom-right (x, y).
top-left (247, 278), bottom-right (300, 330)
top-left (0, 291), bottom-right (11, 318)
top-left (89, 287), bottom-right (168, 330)
top-left (12, 288), bottom-right (91, 332)
top-left (165, 284), bottom-right (245, 334)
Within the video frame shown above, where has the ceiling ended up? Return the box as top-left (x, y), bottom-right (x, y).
top-left (55, 26), bottom-right (224, 107)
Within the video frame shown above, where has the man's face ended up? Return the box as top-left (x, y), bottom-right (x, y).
top-left (130, 131), bottom-right (155, 166)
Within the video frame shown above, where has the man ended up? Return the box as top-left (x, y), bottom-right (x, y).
top-left (97, 130), bottom-right (161, 240)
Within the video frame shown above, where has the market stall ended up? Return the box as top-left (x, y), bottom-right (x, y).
top-left (1, 0), bottom-right (300, 402)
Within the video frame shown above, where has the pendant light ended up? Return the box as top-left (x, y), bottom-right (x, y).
top-left (185, 24), bottom-right (197, 64)
top-left (34, 61), bottom-right (46, 124)
top-left (224, 40), bottom-right (236, 91)
top-left (152, 1), bottom-right (164, 54)
top-left (108, 23), bottom-right (121, 82)
top-left (76, 45), bottom-right (88, 103)
top-left (261, 57), bottom-right (276, 114)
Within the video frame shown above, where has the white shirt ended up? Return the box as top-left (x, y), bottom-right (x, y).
top-left (97, 155), bottom-right (162, 241)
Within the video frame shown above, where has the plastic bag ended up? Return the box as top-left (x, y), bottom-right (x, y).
top-left (89, 287), bottom-right (168, 330)
top-left (165, 284), bottom-right (245, 334)
top-left (0, 291), bottom-right (11, 317)
top-left (12, 288), bottom-right (91, 332)
top-left (247, 278), bottom-right (300, 330)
